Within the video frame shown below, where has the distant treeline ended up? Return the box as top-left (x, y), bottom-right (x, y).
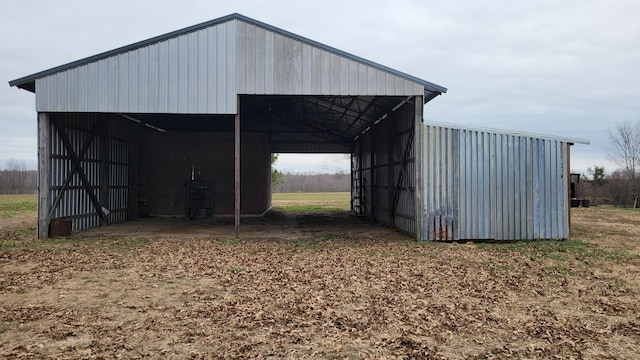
top-left (274, 172), bottom-right (350, 193)
top-left (576, 169), bottom-right (640, 208)
top-left (0, 159), bottom-right (37, 194)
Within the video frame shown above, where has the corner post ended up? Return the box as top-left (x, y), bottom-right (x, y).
top-left (37, 112), bottom-right (51, 239)
top-left (414, 96), bottom-right (423, 240)
top-left (567, 143), bottom-right (572, 238)
top-left (99, 117), bottom-right (109, 226)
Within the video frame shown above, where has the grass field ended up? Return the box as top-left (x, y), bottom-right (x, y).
top-left (1, 194), bottom-right (639, 358)
top-left (0, 194), bottom-right (36, 218)
top-left (272, 191), bottom-right (350, 211)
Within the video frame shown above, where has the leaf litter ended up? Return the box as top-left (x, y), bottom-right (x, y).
top-left (0, 208), bottom-right (638, 359)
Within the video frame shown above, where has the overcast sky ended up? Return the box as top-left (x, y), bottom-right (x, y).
top-left (2, 0), bottom-right (639, 174)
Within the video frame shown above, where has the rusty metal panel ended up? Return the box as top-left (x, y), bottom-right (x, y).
top-left (421, 124), bottom-right (577, 241)
top-left (422, 125), bottom-right (458, 241)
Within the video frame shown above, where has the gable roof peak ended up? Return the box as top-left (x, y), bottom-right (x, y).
top-left (10, 13), bottom-right (446, 97)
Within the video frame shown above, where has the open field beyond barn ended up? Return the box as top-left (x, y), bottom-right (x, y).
top-left (1, 194), bottom-right (639, 359)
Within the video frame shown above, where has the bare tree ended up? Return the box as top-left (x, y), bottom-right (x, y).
top-left (606, 121), bottom-right (640, 207)
top-left (0, 159), bottom-right (37, 194)
top-left (5, 159), bottom-right (27, 194)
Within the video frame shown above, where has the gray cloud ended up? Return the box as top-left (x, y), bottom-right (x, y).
top-left (2, 0), bottom-right (639, 174)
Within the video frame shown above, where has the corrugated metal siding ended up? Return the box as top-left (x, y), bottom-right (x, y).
top-left (372, 122), bottom-right (390, 224)
top-left (350, 99), bottom-right (417, 235)
top-left (36, 21), bottom-right (238, 114)
top-left (389, 102), bottom-right (417, 235)
top-left (47, 113), bottom-right (136, 232)
top-left (229, 21), bottom-right (423, 96)
top-left (422, 125), bottom-right (569, 241)
top-left (48, 114), bottom-right (101, 231)
top-left (34, 19), bottom-right (425, 114)
top-left (107, 118), bottom-right (133, 223)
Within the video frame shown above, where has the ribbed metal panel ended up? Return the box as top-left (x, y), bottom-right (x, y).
top-left (350, 99), bottom-right (417, 235)
top-left (389, 102), bottom-right (417, 235)
top-left (49, 115), bottom-right (102, 231)
top-left (233, 21), bottom-right (424, 97)
top-left (422, 124), bottom-right (570, 241)
top-left (36, 21), bottom-right (238, 114)
top-left (46, 113), bottom-right (136, 232)
top-left (34, 19), bottom-right (426, 114)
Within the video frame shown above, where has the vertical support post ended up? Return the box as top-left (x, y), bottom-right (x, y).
top-left (100, 117), bottom-right (109, 226)
top-left (235, 96), bottom-right (241, 239)
top-left (37, 113), bottom-right (51, 239)
top-left (567, 143), bottom-right (572, 238)
top-left (358, 141), bottom-right (365, 215)
top-left (414, 96), bottom-right (423, 240)
top-left (387, 114), bottom-right (395, 227)
top-left (370, 129), bottom-right (376, 221)
top-left (350, 151), bottom-right (354, 213)
top-left (127, 122), bottom-right (140, 220)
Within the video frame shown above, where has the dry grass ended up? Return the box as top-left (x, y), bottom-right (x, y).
top-left (0, 194), bottom-right (37, 218)
top-left (272, 192), bottom-right (350, 211)
top-left (0, 195), bottom-right (639, 359)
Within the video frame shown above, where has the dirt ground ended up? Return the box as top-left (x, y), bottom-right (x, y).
top-left (1, 207), bottom-right (639, 359)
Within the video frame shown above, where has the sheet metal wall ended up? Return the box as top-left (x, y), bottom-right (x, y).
top-left (390, 101), bottom-right (419, 235)
top-left (235, 22), bottom-right (424, 96)
top-left (34, 19), bottom-right (426, 115)
top-left (36, 21), bottom-right (238, 114)
top-left (422, 125), bottom-right (570, 241)
top-left (43, 113), bottom-right (137, 234)
top-left (351, 99), bottom-right (418, 236)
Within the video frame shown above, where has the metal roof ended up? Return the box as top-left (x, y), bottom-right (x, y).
top-left (8, 13), bottom-right (447, 97)
top-left (424, 121), bottom-right (590, 145)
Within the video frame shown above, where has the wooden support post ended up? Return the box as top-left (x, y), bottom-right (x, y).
top-left (370, 128), bottom-right (376, 222)
top-left (37, 113), bottom-right (51, 239)
top-left (235, 97), bottom-right (241, 239)
top-left (387, 114), bottom-right (395, 227)
top-left (414, 96), bottom-right (423, 241)
top-left (567, 143), bottom-right (572, 238)
top-left (127, 124), bottom-right (140, 220)
top-left (100, 118), bottom-right (109, 226)
top-left (350, 150), bottom-right (354, 213)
